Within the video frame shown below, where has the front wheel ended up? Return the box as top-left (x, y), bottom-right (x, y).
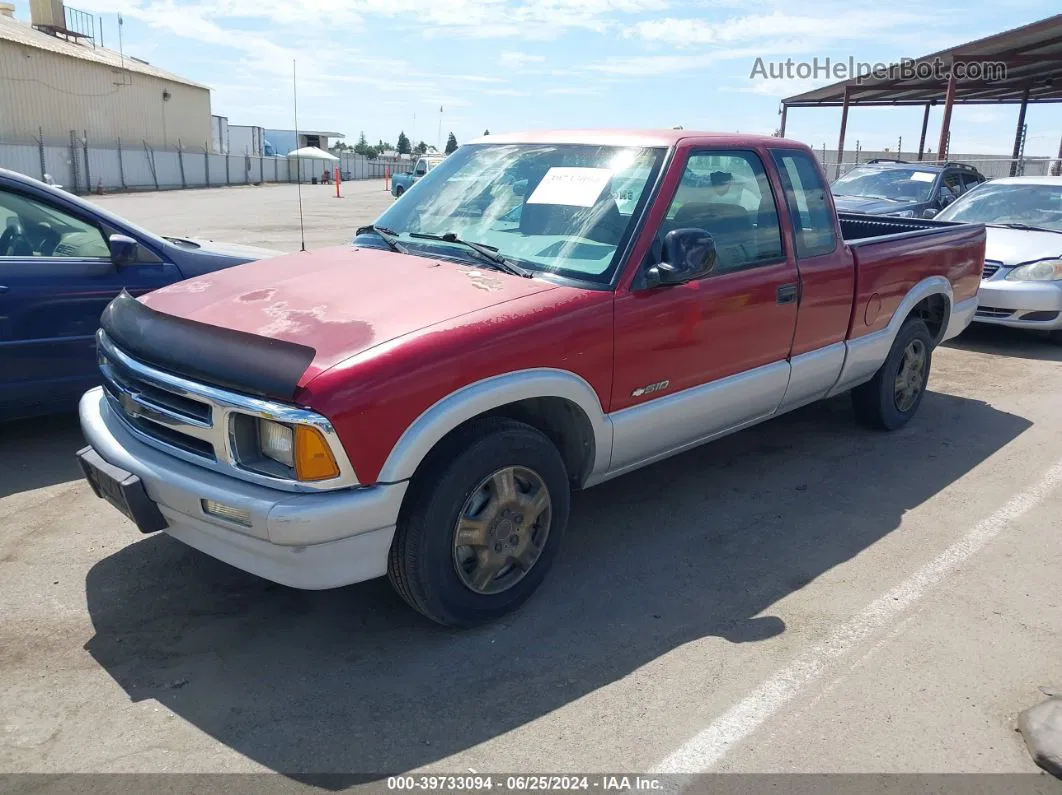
top-left (387, 418), bottom-right (570, 627)
top-left (852, 318), bottom-right (933, 431)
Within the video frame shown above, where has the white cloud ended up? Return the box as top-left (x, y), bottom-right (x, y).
top-left (499, 51), bottom-right (547, 69)
top-left (627, 10), bottom-right (935, 48)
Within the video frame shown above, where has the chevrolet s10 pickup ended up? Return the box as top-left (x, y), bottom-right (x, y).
top-left (77, 130), bottom-right (985, 626)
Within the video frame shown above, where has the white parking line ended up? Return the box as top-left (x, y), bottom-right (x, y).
top-left (652, 459), bottom-right (1062, 774)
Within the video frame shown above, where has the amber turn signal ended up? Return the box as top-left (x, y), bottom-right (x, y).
top-left (294, 425), bottom-right (341, 481)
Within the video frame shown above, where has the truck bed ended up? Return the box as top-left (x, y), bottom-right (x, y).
top-left (838, 212), bottom-right (970, 244)
top-left (838, 212), bottom-right (985, 342)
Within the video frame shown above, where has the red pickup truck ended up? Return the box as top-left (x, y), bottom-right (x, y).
top-left (77, 130), bottom-right (984, 626)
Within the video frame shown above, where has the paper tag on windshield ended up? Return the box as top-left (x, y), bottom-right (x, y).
top-left (527, 167), bottom-right (611, 207)
top-left (910, 172), bottom-right (936, 182)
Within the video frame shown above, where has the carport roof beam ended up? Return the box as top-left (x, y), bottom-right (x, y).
top-left (781, 14), bottom-right (1062, 109)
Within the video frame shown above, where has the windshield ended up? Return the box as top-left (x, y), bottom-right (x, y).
top-left (936, 182), bottom-right (1062, 231)
top-left (369, 143), bottom-right (666, 284)
top-left (832, 167), bottom-right (938, 203)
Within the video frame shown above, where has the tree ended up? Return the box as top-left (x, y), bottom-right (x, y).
top-left (483, 129), bottom-right (490, 136)
top-left (353, 131), bottom-right (375, 156)
top-left (397, 131), bottom-right (412, 155)
top-left (445, 131), bottom-right (458, 154)
top-left (414, 140), bottom-right (428, 155)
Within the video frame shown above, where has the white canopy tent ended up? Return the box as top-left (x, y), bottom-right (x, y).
top-left (286, 146), bottom-right (339, 161)
top-left (287, 146), bottom-right (340, 183)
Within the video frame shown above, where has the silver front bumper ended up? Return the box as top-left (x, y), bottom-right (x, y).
top-left (974, 278), bottom-right (1062, 331)
top-left (80, 388), bottom-right (407, 589)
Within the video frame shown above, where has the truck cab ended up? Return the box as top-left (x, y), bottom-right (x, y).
top-left (391, 154), bottom-right (446, 197)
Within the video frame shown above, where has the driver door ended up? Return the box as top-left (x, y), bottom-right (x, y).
top-left (0, 186), bottom-right (180, 418)
top-left (609, 148), bottom-right (800, 474)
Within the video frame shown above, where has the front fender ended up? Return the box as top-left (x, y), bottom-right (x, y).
top-left (376, 368), bottom-right (613, 485)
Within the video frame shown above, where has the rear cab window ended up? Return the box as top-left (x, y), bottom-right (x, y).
top-left (770, 150), bottom-right (837, 258)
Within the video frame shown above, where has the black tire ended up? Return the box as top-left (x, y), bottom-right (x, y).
top-left (394, 186), bottom-right (405, 197)
top-left (852, 318), bottom-right (933, 431)
top-left (1048, 330), bottom-right (1062, 346)
top-left (387, 418), bottom-right (571, 627)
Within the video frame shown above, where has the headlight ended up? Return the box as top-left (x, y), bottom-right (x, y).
top-left (1005, 259), bottom-right (1062, 281)
top-left (232, 415), bottom-right (341, 482)
top-left (889, 210), bottom-right (916, 218)
top-left (258, 419), bottom-right (294, 467)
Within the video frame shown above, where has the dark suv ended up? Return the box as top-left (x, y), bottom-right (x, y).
top-left (831, 160), bottom-right (986, 218)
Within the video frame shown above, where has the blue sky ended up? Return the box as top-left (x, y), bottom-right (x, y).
top-left (13, 0), bottom-right (1062, 156)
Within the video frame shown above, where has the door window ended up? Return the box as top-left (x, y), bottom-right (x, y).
top-left (0, 189), bottom-right (109, 259)
top-left (414, 159), bottom-right (427, 176)
top-left (660, 150), bottom-right (783, 274)
top-left (942, 170), bottom-right (965, 196)
top-left (961, 172), bottom-right (984, 193)
top-left (770, 150), bottom-right (837, 258)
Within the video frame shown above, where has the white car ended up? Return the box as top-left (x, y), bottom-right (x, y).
top-left (936, 175), bottom-right (1062, 344)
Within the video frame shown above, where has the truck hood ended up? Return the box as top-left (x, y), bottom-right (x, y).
top-left (983, 226), bottom-right (1062, 266)
top-left (139, 245), bottom-right (557, 382)
top-left (832, 195), bottom-right (922, 215)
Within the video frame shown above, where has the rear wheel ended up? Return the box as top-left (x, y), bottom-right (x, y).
top-left (387, 418), bottom-right (570, 627)
top-left (1048, 330), bottom-right (1062, 346)
top-left (852, 318), bottom-right (933, 431)
top-left (394, 185), bottom-right (405, 197)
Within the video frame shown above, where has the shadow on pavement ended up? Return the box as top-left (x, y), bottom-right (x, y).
top-left (0, 413), bottom-right (84, 499)
top-left (945, 324), bottom-right (1062, 362)
top-left (83, 391), bottom-right (1030, 783)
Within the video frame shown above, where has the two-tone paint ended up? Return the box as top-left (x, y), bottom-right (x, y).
top-left (79, 129), bottom-right (985, 590)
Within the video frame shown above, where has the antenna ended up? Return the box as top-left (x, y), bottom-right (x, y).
top-left (293, 59), bottom-right (306, 252)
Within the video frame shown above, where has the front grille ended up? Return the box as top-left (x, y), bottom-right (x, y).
top-left (982, 261), bottom-right (1002, 279)
top-left (975, 306), bottom-right (1015, 319)
top-left (93, 329), bottom-right (359, 492)
top-left (99, 339), bottom-right (219, 462)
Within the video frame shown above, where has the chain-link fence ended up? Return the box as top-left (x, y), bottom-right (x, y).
top-left (811, 147), bottom-right (1061, 181)
top-left (0, 132), bottom-right (400, 194)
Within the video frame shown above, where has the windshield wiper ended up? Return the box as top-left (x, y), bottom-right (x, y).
top-left (991, 222), bottom-right (1062, 235)
top-left (355, 224), bottom-right (407, 253)
top-left (408, 232), bottom-right (533, 277)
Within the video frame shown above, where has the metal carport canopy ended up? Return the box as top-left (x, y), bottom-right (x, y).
top-left (779, 14), bottom-right (1062, 169)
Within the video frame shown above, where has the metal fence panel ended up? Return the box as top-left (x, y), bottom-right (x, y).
top-left (208, 154), bottom-right (227, 185)
top-left (152, 151), bottom-right (183, 189)
top-left (183, 150), bottom-right (207, 187)
top-left (227, 155), bottom-right (250, 184)
top-left (42, 145), bottom-right (73, 189)
top-left (0, 143), bottom-right (43, 181)
top-left (86, 147), bottom-right (123, 191)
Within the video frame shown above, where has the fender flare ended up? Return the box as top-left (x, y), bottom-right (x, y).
top-left (827, 276), bottom-right (953, 397)
top-left (376, 368), bottom-right (613, 484)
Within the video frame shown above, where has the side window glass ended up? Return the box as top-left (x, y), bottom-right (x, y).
top-left (414, 160), bottom-right (427, 176)
top-left (943, 171), bottom-right (964, 196)
top-left (659, 150), bottom-right (783, 274)
top-left (0, 189), bottom-right (109, 258)
top-left (770, 150), bottom-right (837, 258)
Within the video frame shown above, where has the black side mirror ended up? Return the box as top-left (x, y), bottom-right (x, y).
top-left (645, 228), bottom-right (717, 288)
top-left (922, 208), bottom-right (939, 219)
top-left (109, 233), bottom-right (139, 266)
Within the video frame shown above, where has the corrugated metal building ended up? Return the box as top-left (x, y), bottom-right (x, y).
top-left (0, 4), bottom-right (210, 150)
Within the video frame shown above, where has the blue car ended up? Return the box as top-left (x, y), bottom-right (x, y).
top-left (0, 168), bottom-right (280, 421)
